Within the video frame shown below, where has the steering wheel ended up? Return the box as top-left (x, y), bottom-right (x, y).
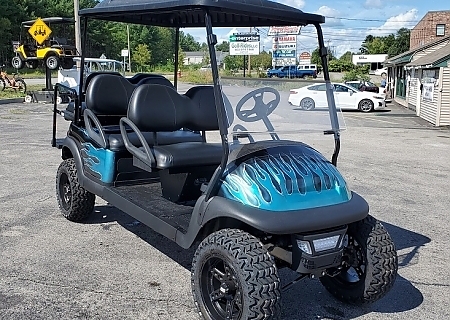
top-left (236, 87), bottom-right (280, 122)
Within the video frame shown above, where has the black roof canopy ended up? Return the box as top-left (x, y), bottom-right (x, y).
top-left (22, 17), bottom-right (75, 27)
top-left (79, 0), bottom-right (324, 27)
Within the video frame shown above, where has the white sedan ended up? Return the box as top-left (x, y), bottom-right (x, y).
top-left (288, 83), bottom-right (386, 112)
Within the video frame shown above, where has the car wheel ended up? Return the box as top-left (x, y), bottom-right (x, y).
top-left (191, 229), bottom-right (281, 320)
top-left (11, 56), bottom-right (24, 69)
top-left (358, 99), bottom-right (374, 113)
top-left (56, 158), bottom-right (95, 221)
top-left (320, 215), bottom-right (397, 305)
top-left (300, 97), bottom-right (315, 110)
top-left (46, 56), bottom-right (60, 70)
top-left (302, 75), bottom-right (308, 79)
top-left (26, 60), bottom-right (38, 69)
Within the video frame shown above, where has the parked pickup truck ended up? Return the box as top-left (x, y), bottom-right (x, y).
top-left (267, 65), bottom-right (317, 79)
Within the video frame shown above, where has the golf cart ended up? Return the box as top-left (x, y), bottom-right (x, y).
top-left (51, 1), bottom-right (398, 319)
top-left (12, 17), bottom-right (77, 70)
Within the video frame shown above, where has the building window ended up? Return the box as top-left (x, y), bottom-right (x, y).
top-left (436, 24), bottom-right (445, 36)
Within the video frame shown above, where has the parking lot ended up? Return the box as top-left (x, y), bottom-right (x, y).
top-left (0, 98), bottom-right (449, 320)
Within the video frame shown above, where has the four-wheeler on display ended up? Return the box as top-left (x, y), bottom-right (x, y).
top-left (12, 17), bottom-right (77, 70)
top-left (51, 0), bottom-right (398, 319)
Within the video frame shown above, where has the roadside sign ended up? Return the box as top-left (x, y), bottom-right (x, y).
top-left (229, 33), bottom-right (260, 56)
top-left (121, 50), bottom-right (128, 57)
top-left (268, 26), bottom-right (301, 36)
top-left (28, 18), bottom-right (52, 45)
top-left (298, 51), bottom-right (311, 64)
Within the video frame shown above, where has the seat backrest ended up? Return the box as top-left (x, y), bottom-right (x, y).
top-left (85, 74), bottom-right (134, 115)
top-left (128, 84), bottom-right (191, 132)
top-left (128, 84), bottom-right (220, 134)
top-left (184, 86), bottom-right (219, 131)
top-left (136, 75), bottom-right (174, 88)
top-left (83, 71), bottom-right (122, 93)
top-left (128, 73), bottom-right (173, 86)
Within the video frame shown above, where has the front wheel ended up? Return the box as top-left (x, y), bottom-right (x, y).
top-left (13, 79), bottom-right (26, 94)
top-left (191, 229), bottom-right (281, 320)
top-left (46, 56), bottom-right (60, 70)
top-left (320, 215), bottom-right (397, 305)
top-left (300, 97), bottom-right (315, 110)
top-left (56, 158), bottom-right (95, 221)
top-left (11, 56), bottom-right (24, 69)
top-left (358, 99), bottom-right (374, 113)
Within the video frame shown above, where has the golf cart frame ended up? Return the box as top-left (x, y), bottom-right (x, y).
top-left (12, 17), bottom-right (78, 71)
top-left (51, 1), bottom-right (397, 318)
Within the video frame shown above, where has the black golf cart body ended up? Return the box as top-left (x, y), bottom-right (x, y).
top-left (51, 0), bottom-right (397, 318)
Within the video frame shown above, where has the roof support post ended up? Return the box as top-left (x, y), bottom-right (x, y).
top-left (314, 23), bottom-right (340, 166)
top-left (204, 11), bottom-right (230, 201)
top-left (174, 27), bottom-right (180, 89)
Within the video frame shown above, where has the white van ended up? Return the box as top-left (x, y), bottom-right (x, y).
top-left (297, 64), bottom-right (317, 71)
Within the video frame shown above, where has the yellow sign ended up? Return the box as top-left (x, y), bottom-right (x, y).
top-left (28, 18), bottom-right (52, 45)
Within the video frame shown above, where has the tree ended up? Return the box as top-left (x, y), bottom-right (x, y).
top-left (387, 28), bottom-right (410, 57)
top-left (216, 41), bottom-right (229, 52)
top-left (133, 44), bottom-right (151, 72)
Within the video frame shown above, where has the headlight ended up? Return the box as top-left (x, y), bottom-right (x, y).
top-left (313, 235), bottom-right (341, 252)
top-left (373, 96), bottom-right (384, 99)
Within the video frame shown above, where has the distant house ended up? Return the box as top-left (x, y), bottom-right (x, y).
top-left (183, 51), bottom-right (229, 66)
top-left (410, 11), bottom-right (450, 50)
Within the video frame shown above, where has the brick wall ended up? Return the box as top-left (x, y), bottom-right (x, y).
top-left (410, 11), bottom-right (450, 50)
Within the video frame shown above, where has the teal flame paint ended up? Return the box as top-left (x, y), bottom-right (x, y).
top-left (220, 148), bottom-right (351, 211)
top-left (81, 143), bottom-right (115, 183)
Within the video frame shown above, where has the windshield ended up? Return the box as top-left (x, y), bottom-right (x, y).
top-left (218, 77), bottom-right (346, 151)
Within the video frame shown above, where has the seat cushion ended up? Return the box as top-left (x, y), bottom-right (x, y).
top-left (151, 142), bottom-right (223, 169)
top-left (108, 130), bottom-right (203, 152)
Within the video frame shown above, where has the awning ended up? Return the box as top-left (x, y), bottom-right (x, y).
top-left (384, 53), bottom-right (413, 66)
top-left (406, 44), bottom-right (450, 68)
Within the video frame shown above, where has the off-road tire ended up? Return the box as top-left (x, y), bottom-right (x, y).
top-left (11, 56), bottom-right (23, 69)
top-left (320, 215), bottom-right (397, 305)
top-left (56, 158), bottom-right (95, 221)
top-left (192, 229), bottom-right (281, 320)
top-left (46, 55), bottom-right (60, 70)
top-left (61, 59), bottom-right (75, 70)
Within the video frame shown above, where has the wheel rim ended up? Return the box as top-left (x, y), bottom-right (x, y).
top-left (200, 256), bottom-right (243, 320)
top-left (301, 98), bottom-right (314, 110)
top-left (15, 80), bottom-right (26, 94)
top-left (12, 57), bottom-right (22, 69)
top-left (58, 173), bottom-right (72, 210)
top-left (338, 235), bottom-right (366, 284)
top-left (359, 100), bottom-right (373, 112)
top-left (47, 57), bottom-right (58, 69)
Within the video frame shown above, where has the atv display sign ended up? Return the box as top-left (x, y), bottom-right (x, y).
top-left (229, 33), bottom-right (260, 55)
top-left (28, 18), bottom-right (52, 45)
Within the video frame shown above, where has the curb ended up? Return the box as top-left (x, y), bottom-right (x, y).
top-left (0, 98), bottom-right (24, 105)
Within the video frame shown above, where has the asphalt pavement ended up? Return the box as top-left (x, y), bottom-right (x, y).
top-left (0, 96), bottom-right (449, 319)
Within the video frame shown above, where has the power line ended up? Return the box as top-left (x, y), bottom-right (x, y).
top-left (324, 15), bottom-right (420, 23)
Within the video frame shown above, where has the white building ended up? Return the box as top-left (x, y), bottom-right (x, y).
top-left (352, 54), bottom-right (388, 73)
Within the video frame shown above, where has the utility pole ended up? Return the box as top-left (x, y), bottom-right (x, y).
top-left (73, 0), bottom-right (82, 61)
top-left (248, 27), bottom-right (252, 76)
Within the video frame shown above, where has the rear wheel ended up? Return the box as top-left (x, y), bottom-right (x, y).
top-left (46, 55), bottom-right (60, 70)
top-left (13, 79), bottom-right (26, 94)
top-left (0, 79), bottom-right (5, 91)
top-left (320, 215), bottom-right (397, 305)
top-left (56, 159), bottom-right (95, 221)
top-left (300, 97), bottom-right (315, 110)
top-left (11, 56), bottom-right (23, 69)
top-left (61, 59), bottom-right (75, 70)
top-left (192, 229), bottom-right (281, 320)
top-left (358, 99), bottom-right (374, 113)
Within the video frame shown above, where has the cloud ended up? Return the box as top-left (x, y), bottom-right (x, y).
top-left (364, 0), bottom-right (383, 9)
top-left (274, 0), bottom-right (306, 9)
top-left (315, 6), bottom-right (343, 27)
top-left (368, 9), bottom-right (419, 36)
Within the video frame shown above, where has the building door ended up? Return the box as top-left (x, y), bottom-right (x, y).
top-left (395, 67), bottom-right (407, 99)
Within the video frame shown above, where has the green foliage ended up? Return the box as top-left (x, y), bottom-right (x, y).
top-left (342, 69), bottom-right (370, 82)
top-left (360, 28), bottom-right (410, 57)
top-left (133, 44), bottom-right (151, 72)
top-left (216, 41), bottom-right (230, 52)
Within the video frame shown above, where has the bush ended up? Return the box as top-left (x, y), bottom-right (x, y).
top-left (342, 69), bottom-right (370, 82)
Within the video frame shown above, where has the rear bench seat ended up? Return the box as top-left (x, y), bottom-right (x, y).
top-left (121, 84), bottom-right (223, 170)
top-left (83, 73), bottom-right (202, 152)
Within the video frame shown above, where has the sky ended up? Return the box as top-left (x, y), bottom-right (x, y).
top-left (185, 0), bottom-right (449, 57)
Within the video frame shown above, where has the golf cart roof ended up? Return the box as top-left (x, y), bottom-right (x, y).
top-left (22, 17), bottom-right (75, 27)
top-left (79, 0), bottom-right (325, 27)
